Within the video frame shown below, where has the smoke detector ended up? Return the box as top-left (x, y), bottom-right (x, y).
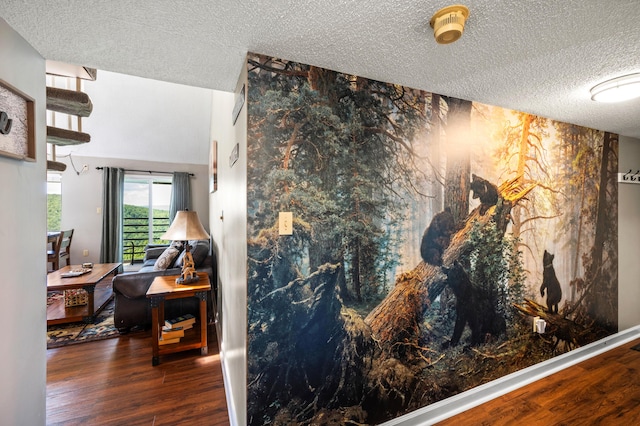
top-left (429, 5), bottom-right (470, 44)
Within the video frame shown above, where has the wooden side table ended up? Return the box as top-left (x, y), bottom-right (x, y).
top-left (146, 272), bottom-right (211, 366)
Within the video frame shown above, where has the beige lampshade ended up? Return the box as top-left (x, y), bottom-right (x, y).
top-left (161, 210), bottom-right (210, 241)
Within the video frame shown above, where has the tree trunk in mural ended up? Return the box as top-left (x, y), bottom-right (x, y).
top-left (443, 97), bottom-right (471, 226)
top-left (365, 262), bottom-right (445, 357)
top-left (430, 94), bottom-right (443, 212)
top-left (583, 131), bottom-right (618, 330)
top-left (509, 113), bottom-right (533, 241)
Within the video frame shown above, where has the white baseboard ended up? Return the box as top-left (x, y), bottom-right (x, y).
top-left (220, 342), bottom-right (240, 426)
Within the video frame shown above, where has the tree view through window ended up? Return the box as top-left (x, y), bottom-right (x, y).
top-left (123, 174), bottom-right (172, 264)
top-left (47, 172), bottom-right (62, 231)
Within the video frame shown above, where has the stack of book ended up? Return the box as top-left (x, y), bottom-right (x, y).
top-left (159, 314), bottom-right (196, 345)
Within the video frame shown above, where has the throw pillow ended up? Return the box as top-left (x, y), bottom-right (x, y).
top-left (190, 240), bottom-right (210, 266)
top-left (153, 245), bottom-right (181, 271)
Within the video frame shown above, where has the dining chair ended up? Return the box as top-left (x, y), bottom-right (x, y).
top-left (48, 229), bottom-right (74, 271)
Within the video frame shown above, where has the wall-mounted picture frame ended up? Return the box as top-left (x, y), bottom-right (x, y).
top-left (232, 84), bottom-right (245, 125)
top-left (209, 140), bottom-right (218, 193)
top-left (0, 79), bottom-right (35, 161)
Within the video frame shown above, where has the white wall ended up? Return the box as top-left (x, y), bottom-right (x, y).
top-left (618, 135), bottom-right (640, 330)
top-left (209, 68), bottom-right (248, 426)
top-left (56, 70), bottom-right (213, 166)
top-left (0, 18), bottom-right (47, 425)
top-left (56, 155), bottom-right (210, 265)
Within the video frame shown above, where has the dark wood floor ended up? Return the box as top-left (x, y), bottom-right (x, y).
top-left (437, 338), bottom-right (640, 425)
top-left (46, 325), bottom-right (230, 425)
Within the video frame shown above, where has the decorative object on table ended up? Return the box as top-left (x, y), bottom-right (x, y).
top-left (64, 288), bottom-right (88, 307)
top-left (0, 79), bottom-right (35, 161)
top-left (60, 267), bottom-right (91, 278)
top-left (161, 211), bottom-right (210, 284)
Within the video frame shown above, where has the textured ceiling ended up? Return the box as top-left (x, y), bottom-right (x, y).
top-left (2, 0), bottom-right (640, 138)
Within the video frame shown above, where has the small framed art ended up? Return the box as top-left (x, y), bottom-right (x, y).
top-left (0, 79), bottom-right (35, 161)
top-left (209, 140), bottom-right (218, 193)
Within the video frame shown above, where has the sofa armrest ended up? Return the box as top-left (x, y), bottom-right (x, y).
top-left (112, 268), bottom-right (181, 299)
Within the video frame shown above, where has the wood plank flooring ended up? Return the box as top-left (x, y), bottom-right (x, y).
top-left (437, 339), bottom-right (640, 425)
top-left (46, 325), bottom-right (230, 425)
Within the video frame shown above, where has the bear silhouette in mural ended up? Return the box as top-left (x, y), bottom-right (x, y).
top-left (470, 174), bottom-right (499, 215)
top-left (420, 207), bottom-right (456, 266)
top-left (540, 250), bottom-right (562, 314)
top-left (445, 261), bottom-right (506, 347)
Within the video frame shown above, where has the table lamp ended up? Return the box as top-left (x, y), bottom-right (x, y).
top-left (160, 210), bottom-right (210, 284)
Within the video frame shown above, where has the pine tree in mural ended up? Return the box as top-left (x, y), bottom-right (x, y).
top-left (553, 123), bottom-right (594, 302)
top-left (247, 57), bottom-right (428, 302)
top-left (581, 132), bottom-right (618, 330)
top-left (442, 96), bottom-right (471, 226)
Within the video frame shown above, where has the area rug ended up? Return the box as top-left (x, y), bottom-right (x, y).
top-left (46, 294), bottom-right (120, 349)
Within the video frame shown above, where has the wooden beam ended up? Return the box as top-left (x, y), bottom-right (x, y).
top-left (47, 160), bottom-right (67, 172)
top-left (47, 126), bottom-right (90, 146)
top-left (46, 87), bottom-right (93, 117)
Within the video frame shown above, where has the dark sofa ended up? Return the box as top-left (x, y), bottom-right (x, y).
top-left (112, 240), bottom-right (215, 333)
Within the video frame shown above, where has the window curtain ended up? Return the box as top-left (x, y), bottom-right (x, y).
top-left (169, 172), bottom-right (191, 222)
top-left (100, 167), bottom-right (124, 263)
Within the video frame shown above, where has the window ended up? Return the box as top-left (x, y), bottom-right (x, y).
top-left (123, 174), bottom-right (172, 264)
top-left (47, 172), bottom-right (62, 231)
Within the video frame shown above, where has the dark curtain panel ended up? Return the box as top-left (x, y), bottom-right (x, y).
top-left (169, 172), bottom-right (191, 222)
top-left (100, 167), bottom-right (124, 263)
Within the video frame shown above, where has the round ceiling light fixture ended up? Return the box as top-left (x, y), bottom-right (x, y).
top-left (590, 73), bottom-right (640, 103)
top-left (429, 5), bottom-right (470, 44)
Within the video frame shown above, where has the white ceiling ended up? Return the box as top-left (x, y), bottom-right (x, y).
top-left (3, 0), bottom-right (640, 138)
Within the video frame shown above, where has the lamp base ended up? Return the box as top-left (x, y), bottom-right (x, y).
top-left (176, 245), bottom-right (199, 285)
top-left (176, 275), bottom-right (200, 285)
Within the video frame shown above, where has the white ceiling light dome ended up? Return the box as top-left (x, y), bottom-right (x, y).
top-left (590, 73), bottom-right (640, 103)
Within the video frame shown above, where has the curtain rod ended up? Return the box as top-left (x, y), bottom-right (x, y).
top-left (95, 167), bottom-right (194, 177)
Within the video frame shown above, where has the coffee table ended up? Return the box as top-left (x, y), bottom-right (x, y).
top-left (47, 263), bottom-right (121, 325)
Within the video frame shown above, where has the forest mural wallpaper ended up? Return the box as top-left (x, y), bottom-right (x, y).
top-left (245, 53), bottom-right (618, 425)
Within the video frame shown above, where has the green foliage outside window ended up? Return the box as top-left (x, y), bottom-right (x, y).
top-left (47, 193), bottom-right (61, 231)
top-left (122, 204), bottom-right (170, 263)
